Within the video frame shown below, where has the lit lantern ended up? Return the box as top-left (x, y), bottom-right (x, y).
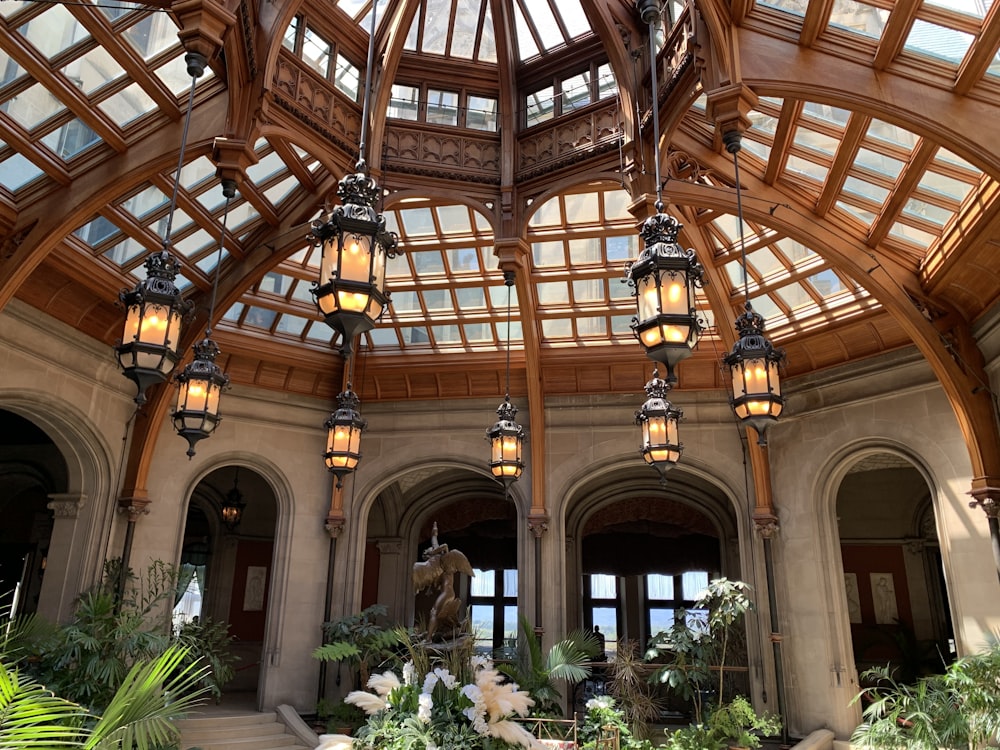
top-left (323, 387), bottom-right (367, 487)
top-left (115, 250), bottom-right (190, 403)
top-left (221, 469), bottom-right (246, 531)
top-left (635, 368), bottom-right (683, 483)
top-left (310, 169), bottom-right (399, 354)
top-left (723, 304), bottom-right (784, 445)
top-left (625, 210), bottom-right (705, 383)
top-left (172, 338), bottom-right (230, 458)
top-left (487, 396), bottom-right (524, 490)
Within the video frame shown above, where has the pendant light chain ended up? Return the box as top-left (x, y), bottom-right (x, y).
top-left (163, 58), bottom-right (204, 246)
top-left (731, 142), bottom-right (750, 304)
top-left (504, 270), bottom-right (513, 398)
top-left (206, 180), bottom-right (235, 339)
top-left (647, 13), bottom-right (663, 211)
top-left (357, 0), bottom-right (379, 169)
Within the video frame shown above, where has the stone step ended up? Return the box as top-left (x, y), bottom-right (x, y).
top-left (176, 711), bottom-right (309, 750)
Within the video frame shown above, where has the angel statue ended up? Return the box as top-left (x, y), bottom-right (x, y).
top-left (412, 522), bottom-right (474, 641)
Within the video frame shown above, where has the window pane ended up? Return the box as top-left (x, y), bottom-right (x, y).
top-left (681, 571), bottom-right (708, 599)
top-left (302, 26), bottom-right (331, 77)
top-left (590, 573), bottom-right (617, 598)
top-left (649, 607), bottom-right (674, 635)
top-left (389, 84), bottom-right (419, 120)
top-left (503, 569), bottom-right (517, 596)
top-left (427, 88), bottom-right (458, 125)
top-left (467, 94), bottom-right (498, 131)
top-left (647, 573), bottom-right (674, 600)
top-left (471, 568), bottom-right (495, 596)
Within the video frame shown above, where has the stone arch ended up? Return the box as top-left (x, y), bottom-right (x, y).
top-left (177, 452), bottom-right (297, 709)
top-left (0, 390), bottom-right (118, 621)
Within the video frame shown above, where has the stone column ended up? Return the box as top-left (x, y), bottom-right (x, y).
top-left (38, 493), bottom-right (87, 623)
top-left (375, 537), bottom-right (405, 622)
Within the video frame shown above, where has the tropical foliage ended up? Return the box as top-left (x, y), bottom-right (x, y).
top-left (497, 615), bottom-right (599, 716)
top-left (20, 559), bottom-right (235, 710)
top-left (314, 604), bottom-right (402, 689)
top-left (578, 695), bottom-right (653, 750)
top-left (851, 636), bottom-right (1000, 750)
top-left (0, 644), bottom-right (209, 750)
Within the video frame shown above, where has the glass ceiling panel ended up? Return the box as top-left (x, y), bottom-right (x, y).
top-left (922, 0), bottom-right (992, 17)
top-left (904, 20), bottom-right (973, 64)
top-left (1, 150), bottom-right (47, 190)
top-left (828, 0), bottom-right (889, 40)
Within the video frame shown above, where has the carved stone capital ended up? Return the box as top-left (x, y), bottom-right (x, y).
top-left (903, 538), bottom-right (926, 555)
top-left (527, 513), bottom-right (550, 539)
top-left (969, 478), bottom-right (1000, 519)
top-left (117, 495), bottom-right (151, 523)
top-left (376, 537), bottom-right (404, 555)
top-left (325, 512), bottom-right (347, 538)
top-left (47, 493), bottom-right (86, 518)
top-left (753, 513), bottom-right (780, 540)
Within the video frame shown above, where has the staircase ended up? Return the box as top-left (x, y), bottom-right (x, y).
top-left (176, 710), bottom-right (311, 750)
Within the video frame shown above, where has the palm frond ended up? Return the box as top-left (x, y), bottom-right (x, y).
top-left (84, 644), bottom-right (210, 750)
top-left (0, 659), bottom-right (89, 748)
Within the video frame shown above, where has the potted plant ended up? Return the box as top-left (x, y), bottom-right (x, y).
top-left (317, 696), bottom-right (367, 735)
top-left (708, 695), bottom-right (781, 750)
top-left (313, 603), bottom-right (401, 690)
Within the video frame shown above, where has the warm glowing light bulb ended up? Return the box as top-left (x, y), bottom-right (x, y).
top-left (667, 282), bottom-right (682, 303)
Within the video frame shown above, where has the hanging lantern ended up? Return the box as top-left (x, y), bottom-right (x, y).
top-left (310, 169), bottom-right (399, 354)
top-left (635, 368), bottom-right (683, 483)
top-left (172, 337), bottom-right (230, 458)
top-left (221, 469), bottom-right (246, 531)
top-left (115, 250), bottom-right (190, 404)
top-left (724, 303), bottom-right (784, 445)
top-left (487, 395), bottom-right (524, 490)
top-left (625, 210), bottom-right (705, 383)
top-left (324, 386), bottom-right (367, 486)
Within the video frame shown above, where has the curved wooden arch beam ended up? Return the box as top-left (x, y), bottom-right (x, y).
top-left (734, 24), bottom-right (1000, 175)
top-left (0, 91), bottom-right (228, 314)
top-left (580, 0), bottom-right (641, 144)
top-left (667, 134), bottom-right (1000, 489)
top-left (495, 238), bottom-right (545, 525)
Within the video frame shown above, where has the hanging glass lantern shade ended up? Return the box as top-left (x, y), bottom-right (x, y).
top-left (221, 470), bottom-right (246, 531)
top-left (635, 368), bottom-right (683, 482)
top-left (724, 303), bottom-right (784, 445)
top-left (115, 250), bottom-right (190, 404)
top-left (626, 210), bottom-right (705, 382)
top-left (324, 387), bottom-right (367, 486)
top-left (487, 396), bottom-right (524, 489)
top-left (311, 170), bottom-right (398, 353)
top-left (172, 337), bottom-right (230, 458)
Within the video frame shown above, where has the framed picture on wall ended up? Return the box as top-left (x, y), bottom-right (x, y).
top-left (243, 565), bottom-right (267, 612)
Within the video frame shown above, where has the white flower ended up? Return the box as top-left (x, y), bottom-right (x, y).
top-left (403, 661), bottom-right (416, 686)
top-left (344, 689), bottom-right (387, 715)
top-left (418, 691), bottom-right (433, 723)
top-left (422, 671), bottom-right (438, 694)
top-left (470, 654), bottom-right (490, 670)
top-left (586, 696), bottom-right (613, 710)
top-left (434, 667), bottom-right (457, 689)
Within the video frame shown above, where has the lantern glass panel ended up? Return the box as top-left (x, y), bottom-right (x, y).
top-left (637, 275), bottom-right (658, 320)
top-left (372, 244), bottom-right (387, 291)
top-left (660, 321), bottom-right (691, 344)
top-left (658, 271), bottom-right (688, 317)
top-left (321, 237), bottom-right (339, 282)
top-left (337, 288), bottom-right (372, 313)
top-left (340, 234), bottom-right (373, 283)
top-left (318, 289), bottom-right (337, 314)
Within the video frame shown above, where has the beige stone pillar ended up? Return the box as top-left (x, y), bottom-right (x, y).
top-left (376, 537), bottom-right (405, 622)
top-left (38, 493), bottom-right (87, 623)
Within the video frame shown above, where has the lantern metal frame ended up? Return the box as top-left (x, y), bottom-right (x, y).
top-left (626, 212), bottom-right (705, 382)
top-left (635, 367), bottom-right (683, 484)
top-left (624, 0), bottom-right (704, 384)
top-left (323, 386), bottom-right (367, 488)
top-left (115, 250), bottom-right (191, 404)
top-left (486, 269), bottom-right (524, 491)
top-left (221, 468), bottom-right (247, 531)
top-left (720, 131), bottom-right (785, 445)
top-left (114, 52), bottom-right (206, 404)
top-left (309, 0), bottom-right (399, 356)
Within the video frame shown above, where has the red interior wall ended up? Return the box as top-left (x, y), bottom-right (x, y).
top-left (841, 544), bottom-right (912, 659)
top-left (228, 539), bottom-right (273, 641)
